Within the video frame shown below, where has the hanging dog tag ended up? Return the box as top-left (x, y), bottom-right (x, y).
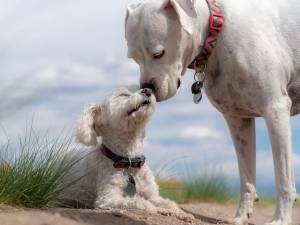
top-left (191, 81), bottom-right (203, 104)
top-left (193, 92), bottom-right (202, 104)
top-left (125, 174), bottom-right (136, 197)
top-left (128, 174), bottom-right (136, 186)
top-left (191, 81), bottom-right (203, 94)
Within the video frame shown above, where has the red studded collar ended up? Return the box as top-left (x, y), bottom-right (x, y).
top-left (188, 0), bottom-right (225, 70)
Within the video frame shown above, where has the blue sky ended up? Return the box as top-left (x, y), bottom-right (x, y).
top-left (0, 0), bottom-right (299, 195)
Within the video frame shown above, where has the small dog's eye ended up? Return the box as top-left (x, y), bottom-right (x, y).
top-left (119, 93), bottom-right (130, 97)
top-left (153, 50), bottom-right (165, 59)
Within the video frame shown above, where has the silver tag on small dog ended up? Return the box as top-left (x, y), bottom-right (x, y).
top-left (125, 174), bottom-right (136, 197)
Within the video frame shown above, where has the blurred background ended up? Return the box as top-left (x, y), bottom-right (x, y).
top-left (0, 0), bottom-right (299, 196)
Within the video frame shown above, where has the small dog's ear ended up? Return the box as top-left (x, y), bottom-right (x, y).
top-left (76, 104), bottom-right (101, 146)
top-left (163, 0), bottom-right (197, 35)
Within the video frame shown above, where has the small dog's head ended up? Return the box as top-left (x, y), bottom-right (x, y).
top-left (76, 87), bottom-right (156, 146)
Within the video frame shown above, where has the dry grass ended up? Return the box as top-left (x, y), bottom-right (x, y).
top-left (158, 170), bottom-right (232, 203)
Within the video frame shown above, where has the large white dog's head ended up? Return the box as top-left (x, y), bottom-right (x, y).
top-left (125, 0), bottom-right (199, 101)
top-left (76, 87), bottom-right (156, 146)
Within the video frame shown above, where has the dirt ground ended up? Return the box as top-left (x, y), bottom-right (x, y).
top-left (0, 203), bottom-right (299, 225)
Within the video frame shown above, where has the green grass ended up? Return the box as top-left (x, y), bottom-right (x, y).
top-left (158, 179), bottom-right (186, 203)
top-left (2, 127), bottom-right (291, 208)
top-left (0, 128), bottom-right (79, 208)
top-left (158, 169), bottom-right (232, 203)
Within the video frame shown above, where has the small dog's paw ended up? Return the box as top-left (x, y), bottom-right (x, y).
top-left (174, 212), bottom-right (194, 223)
top-left (157, 208), bottom-right (194, 222)
top-left (157, 208), bottom-right (173, 216)
top-left (144, 206), bottom-right (160, 214)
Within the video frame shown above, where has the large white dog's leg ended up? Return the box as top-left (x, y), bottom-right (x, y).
top-left (291, 167), bottom-right (298, 204)
top-left (263, 99), bottom-right (296, 225)
top-left (224, 116), bottom-right (257, 225)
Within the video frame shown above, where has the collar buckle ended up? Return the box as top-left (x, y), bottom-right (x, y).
top-left (101, 144), bottom-right (146, 169)
top-left (130, 156), bottom-right (146, 168)
top-left (113, 160), bottom-right (130, 169)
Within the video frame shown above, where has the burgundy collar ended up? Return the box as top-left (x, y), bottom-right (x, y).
top-left (188, 0), bottom-right (225, 70)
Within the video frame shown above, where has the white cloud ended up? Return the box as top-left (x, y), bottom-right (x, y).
top-left (35, 63), bottom-right (109, 87)
top-left (180, 125), bottom-right (223, 140)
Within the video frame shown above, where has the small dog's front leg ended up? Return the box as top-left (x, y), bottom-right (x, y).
top-left (94, 184), bottom-right (158, 213)
top-left (95, 194), bottom-right (158, 213)
top-left (136, 166), bottom-right (193, 221)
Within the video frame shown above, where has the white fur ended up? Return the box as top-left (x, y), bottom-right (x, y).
top-left (67, 87), bottom-right (191, 220)
top-left (125, 0), bottom-right (299, 224)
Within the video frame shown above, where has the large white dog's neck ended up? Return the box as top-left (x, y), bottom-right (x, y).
top-left (101, 127), bottom-right (145, 158)
top-left (189, 0), bottom-right (211, 63)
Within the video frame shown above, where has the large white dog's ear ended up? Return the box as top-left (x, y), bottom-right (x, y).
top-left (163, 0), bottom-right (197, 35)
top-left (125, 3), bottom-right (142, 28)
top-left (76, 104), bottom-right (101, 146)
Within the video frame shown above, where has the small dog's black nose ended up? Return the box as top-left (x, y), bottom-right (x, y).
top-left (141, 83), bottom-right (155, 92)
top-left (141, 88), bottom-right (152, 97)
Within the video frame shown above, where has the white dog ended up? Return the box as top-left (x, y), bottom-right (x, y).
top-left (125, 0), bottom-right (299, 224)
top-left (68, 87), bottom-right (189, 219)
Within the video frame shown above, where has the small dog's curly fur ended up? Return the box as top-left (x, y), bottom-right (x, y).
top-left (65, 87), bottom-right (191, 219)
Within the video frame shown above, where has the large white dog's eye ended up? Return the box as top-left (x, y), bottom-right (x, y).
top-left (153, 50), bottom-right (165, 59)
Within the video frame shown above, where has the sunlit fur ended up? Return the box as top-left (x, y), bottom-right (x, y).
top-left (66, 87), bottom-right (191, 220)
top-left (125, 0), bottom-right (299, 224)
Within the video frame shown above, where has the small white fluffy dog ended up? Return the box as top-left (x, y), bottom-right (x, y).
top-left (69, 87), bottom-right (189, 218)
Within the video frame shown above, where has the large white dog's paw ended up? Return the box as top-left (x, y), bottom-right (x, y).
top-left (231, 216), bottom-right (249, 225)
top-left (230, 209), bottom-right (253, 225)
top-left (231, 192), bottom-right (256, 225)
top-left (264, 220), bottom-right (291, 225)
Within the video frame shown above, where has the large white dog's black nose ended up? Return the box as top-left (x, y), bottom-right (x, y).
top-left (177, 78), bottom-right (181, 88)
top-left (141, 88), bottom-right (152, 97)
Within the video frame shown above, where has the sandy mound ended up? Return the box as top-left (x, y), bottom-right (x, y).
top-left (0, 203), bottom-right (299, 225)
